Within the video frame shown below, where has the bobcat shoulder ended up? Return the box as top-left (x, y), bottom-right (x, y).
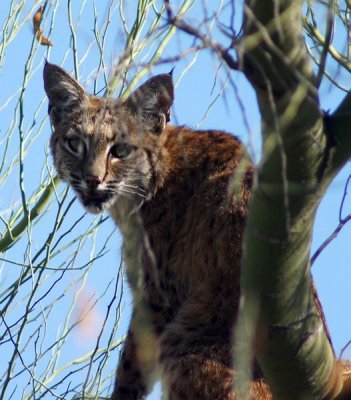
top-left (43, 62), bottom-right (271, 399)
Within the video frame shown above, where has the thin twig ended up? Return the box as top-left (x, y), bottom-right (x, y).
top-left (315, 0), bottom-right (335, 87)
top-left (164, 0), bottom-right (239, 70)
top-left (311, 174), bottom-right (351, 266)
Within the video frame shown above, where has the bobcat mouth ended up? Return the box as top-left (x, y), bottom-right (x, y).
top-left (80, 190), bottom-right (114, 213)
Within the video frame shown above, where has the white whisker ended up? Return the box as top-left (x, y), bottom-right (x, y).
top-left (119, 188), bottom-right (146, 198)
top-left (118, 191), bottom-right (136, 201)
top-left (122, 184), bottom-right (146, 193)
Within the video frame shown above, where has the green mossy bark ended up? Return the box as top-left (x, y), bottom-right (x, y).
top-left (239, 1), bottom-right (351, 398)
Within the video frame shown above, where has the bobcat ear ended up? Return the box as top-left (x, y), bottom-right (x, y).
top-left (43, 62), bottom-right (87, 126)
top-left (125, 73), bottom-right (174, 134)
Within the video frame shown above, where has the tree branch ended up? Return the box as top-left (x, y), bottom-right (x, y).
top-left (0, 175), bottom-right (61, 253)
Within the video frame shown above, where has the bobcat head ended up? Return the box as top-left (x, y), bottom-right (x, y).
top-left (43, 62), bottom-right (173, 215)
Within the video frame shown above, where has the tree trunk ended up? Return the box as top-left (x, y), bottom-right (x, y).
top-left (237, 1), bottom-right (351, 398)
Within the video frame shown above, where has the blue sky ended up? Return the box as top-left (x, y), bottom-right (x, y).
top-left (1, 1), bottom-right (350, 399)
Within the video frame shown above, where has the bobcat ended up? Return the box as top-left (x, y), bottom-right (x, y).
top-left (43, 62), bottom-right (272, 399)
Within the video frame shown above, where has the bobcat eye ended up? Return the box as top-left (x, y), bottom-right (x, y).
top-left (110, 143), bottom-right (133, 159)
top-left (65, 137), bottom-right (86, 156)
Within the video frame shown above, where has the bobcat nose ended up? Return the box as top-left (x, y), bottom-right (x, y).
top-left (85, 175), bottom-right (103, 188)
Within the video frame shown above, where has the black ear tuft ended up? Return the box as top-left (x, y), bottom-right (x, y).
top-left (168, 67), bottom-right (175, 77)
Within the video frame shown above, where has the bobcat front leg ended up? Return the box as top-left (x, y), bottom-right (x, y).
top-left (159, 286), bottom-right (271, 400)
top-left (111, 312), bottom-right (159, 400)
